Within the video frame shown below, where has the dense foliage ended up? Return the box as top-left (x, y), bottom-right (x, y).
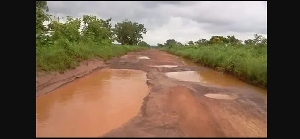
top-left (36, 2), bottom-right (267, 88)
top-left (36, 2), bottom-right (149, 72)
top-left (158, 35), bottom-right (267, 88)
top-left (157, 35), bottom-right (267, 47)
top-left (113, 20), bottom-right (147, 45)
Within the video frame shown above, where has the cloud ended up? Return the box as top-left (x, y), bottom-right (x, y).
top-left (46, 1), bottom-right (267, 45)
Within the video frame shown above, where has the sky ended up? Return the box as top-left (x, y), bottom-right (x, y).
top-left (46, 1), bottom-right (267, 46)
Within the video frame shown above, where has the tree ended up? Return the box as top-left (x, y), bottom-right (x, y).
top-left (157, 43), bottom-right (164, 47)
top-left (36, 1), bottom-right (50, 46)
top-left (36, 1), bottom-right (49, 11)
top-left (188, 41), bottom-right (194, 46)
top-left (195, 39), bottom-right (208, 45)
top-left (48, 16), bottom-right (81, 42)
top-left (36, 1), bottom-right (49, 33)
top-left (113, 20), bottom-right (147, 45)
top-left (138, 41), bottom-right (150, 47)
top-left (176, 42), bottom-right (183, 46)
top-left (244, 34), bottom-right (267, 46)
top-left (209, 36), bottom-right (221, 44)
top-left (226, 35), bottom-right (240, 45)
top-left (208, 36), bottom-right (240, 45)
top-left (244, 39), bottom-right (255, 45)
top-left (260, 38), bottom-right (267, 45)
top-left (253, 34), bottom-right (263, 44)
top-left (81, 15), bottom-right (113, 42)
top-left (164, 39), bottom-right (177, 46)
top-left (253, 34), bottom-right (267, 46)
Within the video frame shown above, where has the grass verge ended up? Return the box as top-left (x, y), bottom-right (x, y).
top-left (36, 40), bottom-right (148, 72)
top-left (158, 44), bottom-right (267, 88)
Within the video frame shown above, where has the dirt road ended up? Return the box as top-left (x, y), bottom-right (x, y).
top-left (36, 49), bottom-right (267, 137)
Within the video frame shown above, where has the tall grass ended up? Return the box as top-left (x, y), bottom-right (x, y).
top-left (36, 39), bottom-right (148, 72)
top-left (159, 44), bottom-right (267, 88)
top-left (36, 13), bottom-right (149, 73)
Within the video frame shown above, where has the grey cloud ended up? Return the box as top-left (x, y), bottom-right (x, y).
top-left (168, 1), bottom-right (267, 34)
top-left (140, 1), bottom-right (192, 8)
top-left (140, 1), bottom-right (180, 8)
top-left (46, 1), bottom-right (267, 45)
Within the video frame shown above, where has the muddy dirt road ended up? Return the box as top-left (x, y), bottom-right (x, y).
top-left (36, 49), bottom-right (267, 137)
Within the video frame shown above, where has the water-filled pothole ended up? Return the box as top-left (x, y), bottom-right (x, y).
top-left (204, 93), bottom-right (237, 100)
top-left (138, 56), bottom-right (150, 59)
top-left (179, 58), bottom-right (267, 96)
top-left (36, 69), bottom-right (149, 137)
top-left (165, 71), bottom-right (204, 83)
top-left (150, 65), bottom-right (178, 68)
top-left (164, 70), bottom-right (251, 87)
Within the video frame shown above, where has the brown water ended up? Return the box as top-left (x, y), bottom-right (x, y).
top-left (204, 93), bottom-right (237, 100)
top-left (166, 58), bottom-right (267, 95)
top-left (36, 69), bottom-right (149, 137)
top-left (150, 65), bottom-right (178, 68)
top-left (166, 70), bottom-right (248, 87)
top-left (138, 56), bottom-right (150, 59)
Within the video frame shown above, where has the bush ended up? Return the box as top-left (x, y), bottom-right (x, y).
top-left (159, 44), bottom-right (267, 88)
top-left (36, 12), bottom-right (149, 72)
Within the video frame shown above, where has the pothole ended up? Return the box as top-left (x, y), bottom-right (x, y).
top-left (150, 65), bottom-right (178, 68)
top-left (138, 56), bottom-right (150, 59)
top-left (165, 71), bottom-right (202, 82)
top-left (204, 93), bottom-right (237, 100)
top-left (36, 69), bottom-right (149, 137)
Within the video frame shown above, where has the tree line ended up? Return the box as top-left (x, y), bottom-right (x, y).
top-left (36, 1), bottom-right (150, 48)
top-left (158, 34), bottom-right (267, 47)
top-left (37, 2), bottom-right (266, 48)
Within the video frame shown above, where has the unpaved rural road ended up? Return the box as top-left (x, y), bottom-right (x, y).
top-left (36, 49), bottom-right (267, 137)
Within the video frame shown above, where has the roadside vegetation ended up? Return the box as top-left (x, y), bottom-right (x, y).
top-left (37, 2), bottom-right (267, 88)
top-left (36, 1), bottom-right (150, 72)
top-left (158, 35), bottom-right (267, 88)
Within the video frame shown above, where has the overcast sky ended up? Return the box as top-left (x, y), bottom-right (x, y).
top-left (46, 1), bottom-right (267, 45)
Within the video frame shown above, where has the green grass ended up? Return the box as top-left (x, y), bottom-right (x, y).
top-left (158, 44), bottom-right (267, 88)
top-left (36, 39), bottom-right (148, 72)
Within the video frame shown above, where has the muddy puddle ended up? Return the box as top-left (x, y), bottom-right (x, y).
top-left (36, 69), bottom-right (149, 137)
top-left (165, 71), bottom-right (203, 83)
top-left (166, 58), bottom-right (267, 96)
top-left (150, 65), bottom-right (178, 68)
top-left (165, 70), bottom-right (247, 87)
top-left (204, 93), bottom-right (237, 100)
top-left (138, 56), bottom-right (150, 59)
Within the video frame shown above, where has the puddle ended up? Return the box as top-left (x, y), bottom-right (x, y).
top-left (36, 69), bottom-right (149, 137)
top-left (181, 58), bottom-right (202, 67)
top-left (165, 70), bottom-right (250, 87)
top-left (165, 71), bottom-right (203, 83)
top-left (177, 58), bottom-right (248, 86)
top-left (165, 70), bottom-right (267, 96)
top-left (138, 56), bottom-right (150, 59)
top-left (204, 93), bottom-right (237, 100)
top-left (174, 58), bottom-right (267, 96)
top-left (150, 65), bottom-right (178, 68)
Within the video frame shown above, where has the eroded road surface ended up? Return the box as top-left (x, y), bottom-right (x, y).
top-left (36, 49), bottom-right (267, 137)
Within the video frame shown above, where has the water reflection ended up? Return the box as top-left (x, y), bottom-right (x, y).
top-left (204, 93), bottom-right (237, 100)
top-left (138, 56), bottom-right (150, 59)
top-left (150, 65), bottom-right (178, 68)
top-left (36, 69), bottom-right (149, 137)
top-left (166, 58), bottom-right (267, 96)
